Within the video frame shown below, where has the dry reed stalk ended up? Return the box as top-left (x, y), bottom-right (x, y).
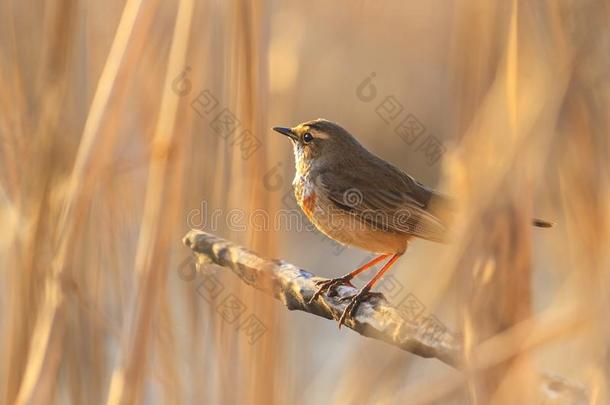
top-left (385, 306), bottom-right (591, 404)
top-left (1, 1), bottom-right (76, 401)
top-left (13, 1), bottom-right (146, 403)
top-left (448, 0), bottom-right (577, 402)
top-left (232, 1), bottom-right (280, 404)
top-left (105, 0), bottom-right (194, 403)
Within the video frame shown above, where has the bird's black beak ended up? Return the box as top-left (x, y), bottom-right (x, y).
top-left (273, 126), bottom-right (298, 141)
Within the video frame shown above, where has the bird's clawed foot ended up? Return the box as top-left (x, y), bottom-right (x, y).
top-left (308, 275), bottom-right (355, 304)
top-left (337, 288), bottom-right (386, 328)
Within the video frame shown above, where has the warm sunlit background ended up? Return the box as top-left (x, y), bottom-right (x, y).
top-left (1, 0), bottom-right (609, 404)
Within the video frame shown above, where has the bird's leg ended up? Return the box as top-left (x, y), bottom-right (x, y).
top-left (338, 253), bottom-right (402, 328)
top-left (308, 254), bottom-right (390, 304)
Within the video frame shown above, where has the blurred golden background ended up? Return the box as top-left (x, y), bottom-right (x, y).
top-left (0, 0), bottom-right (609, 404)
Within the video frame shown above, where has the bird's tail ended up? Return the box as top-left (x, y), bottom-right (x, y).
top-left (430, 193), bottom-right (555, 229)
top-left (532, 218), bottom-right (554, 228)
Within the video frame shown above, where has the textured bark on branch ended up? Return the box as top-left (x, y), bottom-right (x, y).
top-left (182, 230), bottom-right (589, 404)
top-left (183, 230), bottom-right (462, 367)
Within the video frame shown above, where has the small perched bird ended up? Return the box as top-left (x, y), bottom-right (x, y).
top-left (274, 119), bottom-right (552, 327)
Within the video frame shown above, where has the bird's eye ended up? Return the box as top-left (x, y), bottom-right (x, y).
top-left (303, 132), bottom-right (314, 143)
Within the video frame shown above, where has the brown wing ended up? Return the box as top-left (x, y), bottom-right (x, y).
top-left (315, 164), bottom-right (448, 242)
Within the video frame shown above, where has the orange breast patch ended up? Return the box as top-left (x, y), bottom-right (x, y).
top-left (302, 193), bottom-right (316, 218)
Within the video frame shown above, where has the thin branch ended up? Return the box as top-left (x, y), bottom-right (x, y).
top-left (183, 230), bottom-right (590, 404)
top-left (183, 230), bottom-right (462, 367)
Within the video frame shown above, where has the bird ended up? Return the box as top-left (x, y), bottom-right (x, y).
top-left (273, 119), bottom-right (553, 328)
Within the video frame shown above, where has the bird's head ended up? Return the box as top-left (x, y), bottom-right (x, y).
top-left (273, 119), bottom-right (361, 171)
